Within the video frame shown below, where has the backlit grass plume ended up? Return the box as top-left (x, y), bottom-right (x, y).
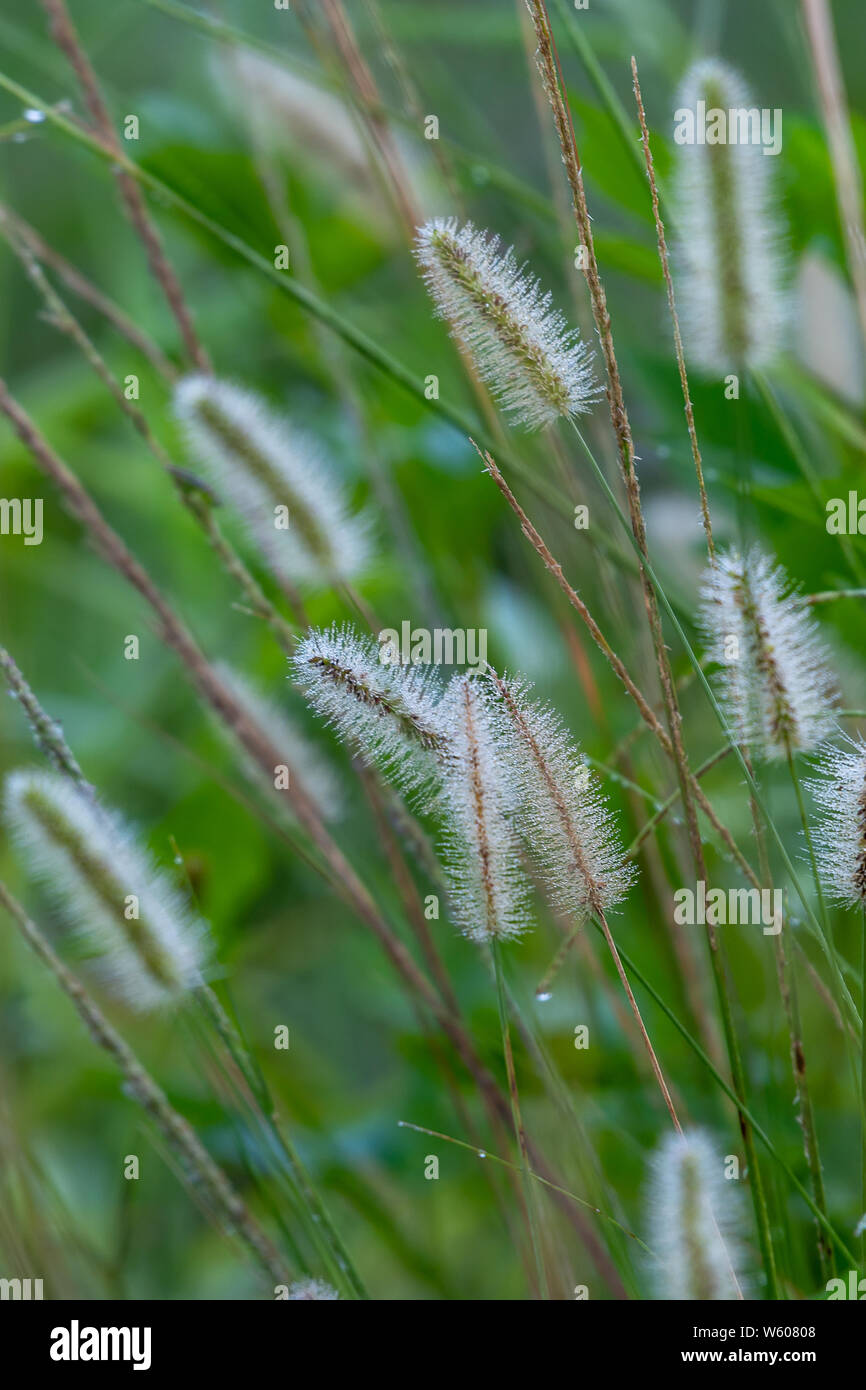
top-left (673, 60), bottom-right (785, 373)
top-left (174, 376), bottom-right (369, 588)
top-left (648, 1130), bottom-right (746, 1300)
top-left (414, 217), bottom-right (598, 430)
top-left (3, 771), bottom-right (207, 1011)
top-left (292, 624), bottom-right (449, 799)
top-left (487, 672), bottom-right (634, 918)
top-left (699, 547), bottom-right (837, 760)
top-left (212, 661), bottom-right (342, 823)
top-left (437, 675), bottom-right (530, 942)
top-left (805, 737), bottom-right (866, 909)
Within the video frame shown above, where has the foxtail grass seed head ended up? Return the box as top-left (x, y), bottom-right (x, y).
top-left (211, 661), bottom-right (343, 823)
top-left (488, 673), bottom-right (634, 918)
top-left (437, 675), bottom-right (531, 942)
top-left (699, 547), bottom-right (837, 760)
top-left (673, 60), bottom-right (786, 373)
top-left (286, 1279), bottom-right (339, 1301)
top-left (648, 1129), bottom-right (746, 1300)
top-left (414, 218), bottom-right (599, 430)
top-left (174, 376), bottom-right (369, 588)
top-left (292, 624), bottom-right (448, 799)
top-left (3, 771), bottom-right (207, 1011)
top-left (805, 737), bottom-right (866, 910)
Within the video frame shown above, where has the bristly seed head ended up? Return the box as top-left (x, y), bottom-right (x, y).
top-left (699, 547), bottom-right (837, 760)
top-left (437, 675), bottom-right (531, 942)
top-left (487, 671), bottom-right (634, 919)
top-left (3, 770), bottom-right (207, 1012)
top-left (174, 376), bottom-right (369, 589)
top-left (414, 217), bottom-right (599, 431)
top-left (648, 1129), bottom-right (746, 1300)
top-left (805, 737), bottom-right (866, 910)
top-left (291, 624), bottom-right (449, 800)
top-left (673, 60), bottom-right (786, 374)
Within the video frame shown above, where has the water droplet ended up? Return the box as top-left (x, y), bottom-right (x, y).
top-left (173, 855), bottom-right (183, 865)
top-left (535, 990), bottom-right (552, 1003)
top-left (12, 132), bottom-right (29, 144)
top-left (23, 109), bottom-right (46, 124)
top-left (477, 1150), bottom-right (487, 1159)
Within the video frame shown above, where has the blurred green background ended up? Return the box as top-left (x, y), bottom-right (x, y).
top-left (1, 0), bottom-right (865, 1299)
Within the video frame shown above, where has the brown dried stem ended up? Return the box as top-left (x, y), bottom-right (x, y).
top-left (801, 0), bottom-right (866, 362)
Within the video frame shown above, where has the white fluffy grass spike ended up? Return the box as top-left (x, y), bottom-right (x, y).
top-left (286, 1278), bottom-right (339, 1300)
top-left (699, 546), bottom-right (837, 760)
top-left (805, 736), bottom-right (866, 909)
top-left (648, 1129), bottom-right (746, 1300)
top-left (673, 60), bottom-right (786, 374)
top-left (174, 376), bottom-right (369, 588)
top-left (3, 770), bottom-right (207, 1011)
top-left (437, 675), bottom-right (531, 942)
top-left (414, 218), bottom-right (599, 430)
top-left (291, 624), bottom-right (449, 800)
top-left (487, 672), bottom-right (634, 918)
top-left (211, 661), bottom-right (342, 823)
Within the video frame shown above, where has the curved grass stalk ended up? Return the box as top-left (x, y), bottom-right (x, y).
top-left (0, 217), bottom-right (300, 655)
top-left (753, 371), bottom-right (866, 587)
top-left (0, 883), bottom-right (293, 1288)
top-left (786, 749), bottom-right (864, 1142)
top-left (39, 0), bottom-right (209, 372)
top-left (194, 985), bottom-right (368, 1299)
top-left (0, 69), bottom-right (591, 539)
top-left (397, 1120), bottom-right (652, 1255)
top-left (491, 941), bottom-right (550, 1298)
top-left (1, 644), bottom-right (361, 1291)
top-left (571, 417), bottom-right (861, 1031)
top-left (589, 919), bottom-right (859, 1270)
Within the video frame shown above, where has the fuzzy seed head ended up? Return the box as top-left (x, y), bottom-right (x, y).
top-left (805, 737), bottom-right (866, 910)
top-left (414, 218), bottom-right (599, 430)
top-left (648, 1130), bottom-right (746, 1300)
top-left (674, 61), bottom-right (786, 374)
top-left (292, 625), bottom-right (448, 800)
top-left (286, 1278), bottom-right (339, 1301)
top-left (699, 547), bottom-right (837, 760)
top-left (174, 376), bottom-right (369, 588)
top-left (437, 675), bottom-right (531, 942)
top-left (211, 662), bottom-right (343, 823)
top-left (3, 771), bottom-right (207, 1011)
top-left (488, 673), bottom-right (634, 918)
